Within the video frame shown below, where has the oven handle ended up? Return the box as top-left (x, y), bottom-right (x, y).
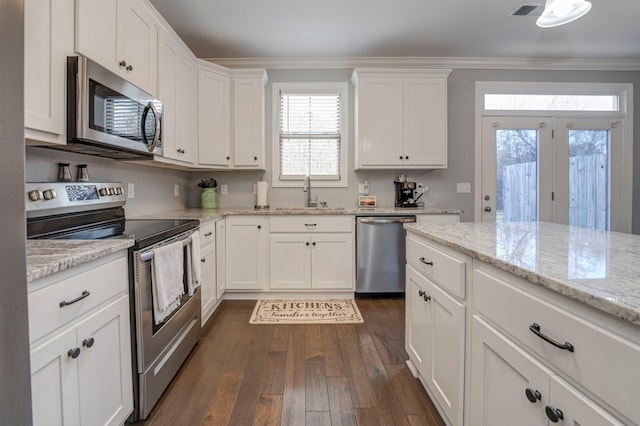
top-left (139, 234), bottom-right (193, 262)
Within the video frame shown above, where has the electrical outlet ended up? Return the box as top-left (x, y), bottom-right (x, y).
top-left (416, 182), bottom-right (425, 194)
top-left (127, 183), bottom-right (135, 198)
top-left (253, 184), bottom-right (257, 195)
top-left (220, 184), bottom-right (228, 195)
top-left (174, 184), bottom-right (180, 197)
top-left (456, 182), bottom-right (471, 193)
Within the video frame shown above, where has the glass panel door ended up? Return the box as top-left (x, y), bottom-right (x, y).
top-left (481, 117), bottom-right (552, 223)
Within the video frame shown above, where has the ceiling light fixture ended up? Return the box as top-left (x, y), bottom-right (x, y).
top-left (536, 0), bottom-right (592, 27)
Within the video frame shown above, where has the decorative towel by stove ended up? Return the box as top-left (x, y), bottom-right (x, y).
top-left (152, 240), bottom-right (185, 324)
top-left (186, 230), bottom-right (201, 296)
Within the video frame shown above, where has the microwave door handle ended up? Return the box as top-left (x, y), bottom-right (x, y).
top-left (141, 101), bottom-right (160, 152)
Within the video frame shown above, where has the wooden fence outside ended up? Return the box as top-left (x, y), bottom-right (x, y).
top-left (501, 154), bottom-right (608, 230)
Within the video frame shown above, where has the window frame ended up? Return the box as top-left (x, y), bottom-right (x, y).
top-left (271, 82), bottom-right (349, 188)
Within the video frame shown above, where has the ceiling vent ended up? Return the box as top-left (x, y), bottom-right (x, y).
top-left (510, 3), bottom-right (544, 17)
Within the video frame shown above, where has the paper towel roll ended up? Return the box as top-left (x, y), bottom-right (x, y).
top-left (256, 181), bottom-right (269, 207)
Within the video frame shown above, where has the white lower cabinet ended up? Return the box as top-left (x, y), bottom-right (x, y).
top-left (268, 216), bottom-right (354, 291)
top-left (30, 295), bottom-right (132, 426)
top-left (225, 216), bottom-right (267, 291)
top-left (470, 316), bottom-right (625, 426)
top-left (29, 254), bottom-right (133, 426)
top-left (199, 222), bottom-right (217, 326)
top-left (406, 265), bottom-right (465, 426)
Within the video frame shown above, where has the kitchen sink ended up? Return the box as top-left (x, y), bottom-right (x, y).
top-left (274, 207), bottom-right (346, 212)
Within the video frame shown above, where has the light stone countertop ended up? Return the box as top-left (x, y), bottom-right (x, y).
top-left (405, 221), bottom-right (640, 326)
top-left (133, 206), bottom-right (463, 223)
top-left (27, 239), bottom-right (134, 283)
top-left (26, 206), bottom-right (460, 283)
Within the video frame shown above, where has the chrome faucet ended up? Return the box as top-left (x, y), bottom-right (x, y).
top-left (303, 175), bottom-right (318, 207)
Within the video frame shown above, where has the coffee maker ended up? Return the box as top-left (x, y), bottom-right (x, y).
top-left (394, 176), bottom-right (418, 208)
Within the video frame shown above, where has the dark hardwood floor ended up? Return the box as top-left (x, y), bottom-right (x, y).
top-left (140, 298), bottom-right (445, 426)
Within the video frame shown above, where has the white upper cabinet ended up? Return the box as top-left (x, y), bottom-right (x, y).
top-left (76, 0), bottom-right (158, 95)
top-left (24, 0), bottom-right (74, 145)
top-left (352, 69), bottom-right (451, 170)
top-left (157, 31), bottom-right (196, 164)
top-left (197, 63), bottom-right (232, 168)
top-left (231, 70), bottom-right (268, 170)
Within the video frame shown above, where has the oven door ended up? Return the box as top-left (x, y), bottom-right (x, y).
top-left (131, 230), bottom-right (201, 374)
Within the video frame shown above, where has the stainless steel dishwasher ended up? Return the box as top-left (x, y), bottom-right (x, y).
top-left (356, 216), bottom-right (416, 295)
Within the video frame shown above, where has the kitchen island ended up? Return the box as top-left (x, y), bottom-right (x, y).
top-left (404, 221), bottom-right (640, 426)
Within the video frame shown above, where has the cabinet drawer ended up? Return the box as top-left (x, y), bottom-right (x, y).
top-left (474, 265), bottom-right (640, 424)
top-left (270, 215), bottom-right (352, 233)
top-left (29, 256), bottom-right (128, 343)
top-left (406, 236), bottom-right (466, 299)
top-left (200, 222), bottom-right (216, 247)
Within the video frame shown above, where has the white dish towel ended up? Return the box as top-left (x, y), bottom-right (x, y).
top-left (152, 240), bottom-right (185, 325)
top-left (186, 230), bottom-right (202, 296)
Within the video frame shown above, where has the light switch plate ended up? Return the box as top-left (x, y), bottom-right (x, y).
top-left (220, 184), bottom-right (228, 195)
top-left (127, 183), bottom-right (135, 198)
top-left (456, 182), bottom-right (471, 193)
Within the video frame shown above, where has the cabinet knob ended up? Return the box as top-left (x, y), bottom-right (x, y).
top-left (525, 388), bottom-right (541, 403)
top-left (119, 60), bottom-right (127, 68)
top-left (226, 156), bottom-right (231, 160)
top-left (312, 242), bottom-right (316, 246)
top-left (545, 406), bottom-right (564, 423)
top-left (405, 156), bottom-right (409, 159)
top-left (484, 206), bottom-right (492, 212)
top-left (257, 225), bottom-right (261, 229)
top-left (254, 156), bottom-right (258, 161)
top-left (204, 232), bottom-right (213, 237)
top-left (423, 294), bottom-right (431, 302)
top-left (306, 242), bottom-right (310, 246)
top-left (177, 148), bottom-right (186, 154)
top-left (418, 290), bottom-right (425, 297)
top-left (399, 156), bottom-right (403, 160)
top-left (201, 258), bottom-right (206, 263)
top-left (68, 347), bottom-right (81, 359)
top-left (82, 337), bottom-right (95, 348)
top-left (126, 64), bottom-right (133, 72)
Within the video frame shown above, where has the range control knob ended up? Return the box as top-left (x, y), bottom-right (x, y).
top-left (116, 187), bottom-right (124, 195)
top-left (108, 187), bottom-right (116, 195)
top-left (42, 189), bottom-right (57, 200)
top-left (28, 190), bottom-right (42, 201)
top-left (99, 188), bottom-right (109, 197)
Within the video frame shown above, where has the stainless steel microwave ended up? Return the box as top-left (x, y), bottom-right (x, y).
top-left (65, 56), bottom-right (162, 160)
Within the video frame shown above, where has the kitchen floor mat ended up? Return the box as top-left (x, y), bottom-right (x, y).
top-left (249, 298), bottom-right (364, 324)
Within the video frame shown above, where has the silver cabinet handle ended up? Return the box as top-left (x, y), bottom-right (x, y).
top-left (419, 257), bottom-right (433, 266)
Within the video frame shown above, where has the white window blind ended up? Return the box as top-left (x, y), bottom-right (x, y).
top-left (279, 92), bottom-right (342, 180)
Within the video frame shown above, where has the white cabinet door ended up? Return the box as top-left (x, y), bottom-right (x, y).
top-left (269, 234), bottom-right (311, 289)
top-left (403, 78), bottom-right (447, 167)
top-left (157, 32), bottom-right (195, 164)
top-left (198, 67), bottom-right (232, 168)
top-left (75, 0), bottom-right (118, 74)
top-left (405, 266), bottom-right (430, 375)
top-left (215, 220), bottom-right (226, 299)
top-left (232, 74), bottom-right (266, 169)
top-left (24, 0), bottom-right (72, 144)
top-left (76, 0), bottom-right (157, 95)
top-left (200, 243), bottom-right (217, 326)
top-left (470, 316), bottom-right (550, 426)
top-left (548, 376), bottom-right (626, 426)
top-left (30, 327), bottom-right (80, 426)
top-left (425, 275), bottom-right (465, 426)
top-left (225, 217), bottom-right (267, 290)
top-left (311, 234), bottom-right (353, 289)
top-left (356, 77), bottom-right (404, 167)
top-left (76, 296), bottom-right (133, 426)
top-left (174, 53), bottom-right (196, 163)
top-left (116, 0), bottom-right (157, 94)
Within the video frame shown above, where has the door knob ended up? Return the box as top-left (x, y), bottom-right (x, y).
top-left (484, 206), bottom-right (492, 212)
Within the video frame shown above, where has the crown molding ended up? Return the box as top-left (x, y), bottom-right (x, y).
top-left (202, 56), bottom-right (640, 71)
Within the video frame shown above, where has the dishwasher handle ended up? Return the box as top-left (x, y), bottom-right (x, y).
top-left (358, 217), bottom-right (416, 224)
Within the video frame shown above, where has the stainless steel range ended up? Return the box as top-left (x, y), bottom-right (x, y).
top-left (26, 182), bottom-right (201, 421)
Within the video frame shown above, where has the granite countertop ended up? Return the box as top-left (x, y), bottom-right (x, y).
top-left (405, 221), bottom-right (640, 326)
top-left (27, 239), bottom-right (134, 283)
top-left (134, 206), bottom-right (463, 223)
